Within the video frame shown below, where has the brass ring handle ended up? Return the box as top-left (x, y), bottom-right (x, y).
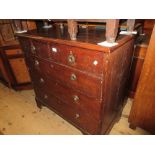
top-left (75, 113), bottom-right (80, 119)
top-left (31, 45), bottom-right (36, 54)
top-left (73, 95), bottom-right (79, 102)
top-left (44, 94), bottom-right (48, 99)
top-left (40, 78), bottom-right (44, 83)
top-left (68, 54), bottom-right (75, 64)
top-left (70, 73), bottom-right (77, 81)
top-left (35, 60), bottom-right (39, 66)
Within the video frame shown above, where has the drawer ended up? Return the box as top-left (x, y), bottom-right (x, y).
top-left (30, 58), bottom-right (102, 99)
top-left (5, 48), bottom-right (22, 56)
top-left (34, 87), bottom-right (100, 134)
top-left (30, 40), bottom-right (51, 59)
top-left (49, 43), bottom-right (103, 76)
top-left (32, 71), bottom-right (101, 121)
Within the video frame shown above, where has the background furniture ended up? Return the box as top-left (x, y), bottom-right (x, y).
top-left (17, 19), bottom-right (135, 134)
top-left (128, 19), bottom-right (155, 98)
top-left (128, 34), bottom-right (150, 97)
top-left (129, 25), bottom-right (155, 134)
top-left (0, 43), bottom-right (31, 90)
top-left (143, 19), bottom-right (155, 35)
top-left (0, 19), bottom-right (36, 90)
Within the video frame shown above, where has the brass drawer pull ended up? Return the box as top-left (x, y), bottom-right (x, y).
top-left (68, 53), bottom-right (75, 64)
top-left (50, 64), bottom-right (54, 68)
top-left (75, 113), bottom-right (80, 119)
top-left (44, 94), bottom-right (48, 99)
top-left (31, 45), bottom-right (36, 54)
top-left (35, 60), bottom-right (39, 66)
top-left (51, 47), bottom-right (57, 53)
top-left (73, 95), bottom-right (79, 102)
top-left (40, 78), bottom-right (44, 83)
top-left (70, 73), bottom-right (77, 81)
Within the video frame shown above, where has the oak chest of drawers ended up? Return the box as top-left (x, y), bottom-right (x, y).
top-left (17, 25), bottom-right (134, 134)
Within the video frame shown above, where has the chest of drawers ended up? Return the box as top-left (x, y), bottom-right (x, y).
top-left (17, 26), bottom-right (134, 134)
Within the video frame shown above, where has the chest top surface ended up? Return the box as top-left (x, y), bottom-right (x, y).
top-left (16, 25), bottom-right (134, 53)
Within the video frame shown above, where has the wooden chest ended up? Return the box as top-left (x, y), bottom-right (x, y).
top-left (17, 25), bottom-right (134, 134)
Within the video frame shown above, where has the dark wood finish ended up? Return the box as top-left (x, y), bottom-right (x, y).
top-left (16, 25), bottom-right (131, 52)
top-left (31, 70), bottom-right (101, 119)
top-left (101, 39), bottom-right (134, 134)
top-left (49, 42), bottom-right (104, 76)
top-left (67, 19), bottom-right (120, 42)
top-left (128, 34), bottom-right (151, 98)
top-left (52, 19), bottom-right (136, 43)
top-left (128, 45), bottom-right (147, 98)
top-left (143, 19), bottom-right (155, 35)
top-left (29, 57), bottom-right (102, 98)
top-left (129, 25), bottom-right (155, 134)
top-left (17, 24), bottom-right (134, 134)
top-left (0, 55), bottom-right (10, 85)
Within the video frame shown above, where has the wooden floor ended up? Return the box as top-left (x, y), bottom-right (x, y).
top-left (0, 83), bottom-right (149, 135)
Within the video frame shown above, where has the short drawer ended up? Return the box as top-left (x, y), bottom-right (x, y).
top-left (49, 43), bottom-right (103, 76)
top-left (34, 87), bottom-right (100, 134)
top-left (31, 58), bottom-right (102, 99)
top-left (32, 72), bottom-right (101, 121)
top-left (30, 39), bottom-right (50, 59)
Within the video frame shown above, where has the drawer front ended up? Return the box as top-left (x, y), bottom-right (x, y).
top-left (5, 48), bottom-right (22, 56)
top-left (31, 71), bottom-right (101, 121)
top-left (34, 87), bottom-right (100, 134)
top-left (31, 40), bottom-right (50, 59)
top-left (49, 43), bottom-right (103, 76)
top-left (8, 58), bottom-right (31, 83)
top-left (30, 57), bottom-right (102, 99)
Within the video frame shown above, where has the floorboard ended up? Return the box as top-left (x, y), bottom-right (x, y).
top-left (0, 83), bottom-right (149, 135)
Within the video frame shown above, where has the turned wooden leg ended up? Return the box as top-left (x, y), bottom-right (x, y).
top-left (129, 123), bottom-right (137, 130)
top-left (127, 19), bottom-right (135, 32)
top-left (67, 20), bottom-right (78, 40)
top-left (106, 19), bottom-right (119, 43)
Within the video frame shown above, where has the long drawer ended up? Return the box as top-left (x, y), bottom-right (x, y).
top-left (30, 69), bottom-right (101, 121)
top-left (29, 57), bottom-right (102, 99)
top-left (34, 87), bottom-right (100, 134)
